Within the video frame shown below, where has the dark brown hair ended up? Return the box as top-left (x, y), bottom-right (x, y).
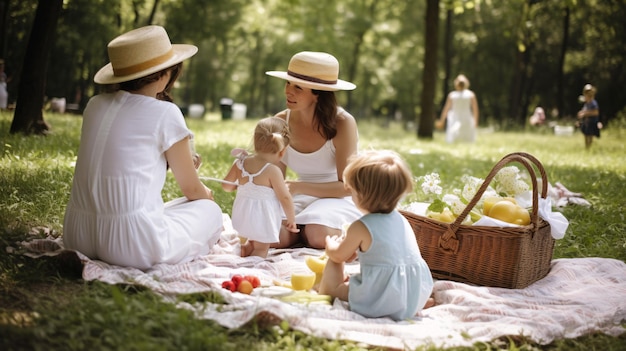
top-left (108, 62), bottom-right (183, 102)
top-left (312, 89), bottom-right (338, 140)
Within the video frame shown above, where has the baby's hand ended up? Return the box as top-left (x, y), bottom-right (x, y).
top-left (285, 221), bottom-right (300, 233)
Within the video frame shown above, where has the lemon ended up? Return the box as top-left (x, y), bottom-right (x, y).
top-left (488, 200), bottom-right (530, 225)
top-left (483, 196), bottom-right (517, 216)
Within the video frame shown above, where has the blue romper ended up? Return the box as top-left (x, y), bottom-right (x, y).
top-left (348, 211), bottom-right (434, 320)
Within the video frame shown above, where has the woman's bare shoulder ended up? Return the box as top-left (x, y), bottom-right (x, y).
top-left (273, 109), bottom-right (288, 119)
top-left (336, 107), bottom-right (357, 128)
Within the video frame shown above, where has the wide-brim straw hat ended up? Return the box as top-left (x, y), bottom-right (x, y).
top-left (94, 25), bottom-right (198, 85)
top-left (266, 51), bottom-right (356, 91)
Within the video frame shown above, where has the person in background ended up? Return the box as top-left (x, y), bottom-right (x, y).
top-left (63, 25), bottom-right (223, 270)
top-left (0, 59), bottom-right (8, 110)
top-left (265, 51), bottom-right (362, 249)
top-left (529, 107), bottom-right (546, 126)
top-left (436, 74), bottom-right (479, 143)
top-left (318, 150), bottom-right (435, 320)
top-left (577, 84), bottom-right (602, 149)
top-left (221, 117), bottom-right (299, 258)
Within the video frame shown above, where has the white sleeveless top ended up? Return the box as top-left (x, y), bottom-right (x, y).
top-left (281, 109), bottom-right (342, 183)
top-left (278, 108), bottom-right (361, 229)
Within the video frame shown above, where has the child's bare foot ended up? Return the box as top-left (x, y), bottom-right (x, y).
top-left (240, 241), bottom-right (253, 257)
top-left (423, 297), bottom-right (436, 309)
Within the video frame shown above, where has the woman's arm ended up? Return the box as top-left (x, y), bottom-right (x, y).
top-left (470, 92), bottom-right (479, 126)
top-left (166, 137), bottom-right (213, 200)
top-left (436, 95), bottom-right (452, 129)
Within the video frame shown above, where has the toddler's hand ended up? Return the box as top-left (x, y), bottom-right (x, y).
top-left (285, 221), bottom-right (300, 233)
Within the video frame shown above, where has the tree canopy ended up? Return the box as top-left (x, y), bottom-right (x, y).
top-left (3, 0), bottom-right (625, 136)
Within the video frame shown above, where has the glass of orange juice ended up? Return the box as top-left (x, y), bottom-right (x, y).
top-left (290, 271), bottom-right (316, 291)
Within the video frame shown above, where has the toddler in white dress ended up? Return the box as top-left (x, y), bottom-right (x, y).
top-left (222, 117), bottom-right (299, 257)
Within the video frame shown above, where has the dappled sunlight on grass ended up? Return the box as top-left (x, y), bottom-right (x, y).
top-left (1, 113), bottom-right (625, 350)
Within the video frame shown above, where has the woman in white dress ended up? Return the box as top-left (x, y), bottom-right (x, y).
top-left (436, 74), bottom-right (480, 143)
top-left (63, 26), bottom-right (223, 270)
top-left (266, 51), bottom-right (362, 249)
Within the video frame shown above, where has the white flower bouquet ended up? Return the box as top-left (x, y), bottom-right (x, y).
top-left (411, 166), bottom-right (532, 226)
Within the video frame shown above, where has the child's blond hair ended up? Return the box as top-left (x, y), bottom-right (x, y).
top-left (343, 150), bottom-right (413, 213)
top-left (253, 117), bottom-right (291, 154)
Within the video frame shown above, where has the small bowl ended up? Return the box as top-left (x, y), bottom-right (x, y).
top-left (290, 272), bottom-right (316, 291)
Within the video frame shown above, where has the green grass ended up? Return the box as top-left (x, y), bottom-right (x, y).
top-left (1, 111), bottom-right (625, 350)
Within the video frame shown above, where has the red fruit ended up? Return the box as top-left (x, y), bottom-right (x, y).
top-left (244, 275), bottom-right (261, 288)
top-left (221, 280), bottom-right (236, 292)
top-left (231, 274), bottom-right (244, 288)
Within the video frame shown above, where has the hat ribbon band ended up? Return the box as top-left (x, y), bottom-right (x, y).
top-left (113, 49), bottom-right (174, 77)
top-left (287, 70), bottom-right (337, 85)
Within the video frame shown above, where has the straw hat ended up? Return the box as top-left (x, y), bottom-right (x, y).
top-left (94, 25), bottom-right (198, 84)
top-left (266, 51), bottom-right (356, 91)
top-left (582, 84), bottom-right (596, 94)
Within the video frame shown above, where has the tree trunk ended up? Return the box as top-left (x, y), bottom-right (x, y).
top-left (556, 6), bottom-right (570, 119)
top-left (10, 0), bottom-right (62, 135)
top-left (147, 0), bottom-right (161, 26)
top-left (440, 8), bottom-right (453, 111)
top-left (417, 0), bottom-right (439, 139)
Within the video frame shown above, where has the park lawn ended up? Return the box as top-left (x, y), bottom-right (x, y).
top-left (0, 111), bottom-right (625, 350)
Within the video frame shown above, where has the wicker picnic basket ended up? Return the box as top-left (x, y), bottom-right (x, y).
top-left (400, 152), bottom-right (555, 289)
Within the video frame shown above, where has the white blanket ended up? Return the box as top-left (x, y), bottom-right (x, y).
top-left (18, 214), bottom-right (626, 349)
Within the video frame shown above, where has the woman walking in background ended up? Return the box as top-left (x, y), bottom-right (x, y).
top-left (436, 74), bottom-right (479, 143)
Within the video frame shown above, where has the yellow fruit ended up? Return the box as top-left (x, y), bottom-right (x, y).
top-left (427, 208), bottom-right (455, 223)
top-left (488, 200), bottom-right (530, 225)
top-left (237, 280), bottom-right (254, 294)
top-left (483, 196), bottom-right (517, 216)
top-left (305, 255), bottom-right (328, 274)
top-left (290, 272), bottom-right (316, 291)
top-left (513, 208), bottom-right (531, 226)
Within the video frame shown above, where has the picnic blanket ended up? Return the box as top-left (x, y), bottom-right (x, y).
top-left (17, 214), bottom-right (626, 350)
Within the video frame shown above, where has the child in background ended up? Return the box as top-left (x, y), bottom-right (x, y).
top-left (577, 84), bottom-right (602, 149)
top-left (319, 150), bottom-right (434, 320)
top-left (222, 117), bottom-right (299, 257)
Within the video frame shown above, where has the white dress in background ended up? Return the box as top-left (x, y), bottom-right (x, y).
top-left (446, 89), bottom-right (476, 143)
top-left (231, 159), bottom-right (282, 243)
top-left (0, 72), bottom-right (8, 109)
top-left (63, 91), bottom-right (223, 270)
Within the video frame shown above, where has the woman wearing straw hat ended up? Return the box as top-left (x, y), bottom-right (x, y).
top-left (266, 51), bottom-right (361, 249)
top-left (63, 26), bottom-right (223, 270)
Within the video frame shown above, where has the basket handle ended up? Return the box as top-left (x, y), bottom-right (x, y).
top-left (438, 152), bottom-right (548, 254)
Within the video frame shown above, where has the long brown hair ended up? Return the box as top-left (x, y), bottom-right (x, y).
top-left (312, 89), bottom-right (338, 140)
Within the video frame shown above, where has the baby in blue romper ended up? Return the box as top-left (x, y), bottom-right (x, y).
top-left (319, 150), bottom-right (434, 320)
